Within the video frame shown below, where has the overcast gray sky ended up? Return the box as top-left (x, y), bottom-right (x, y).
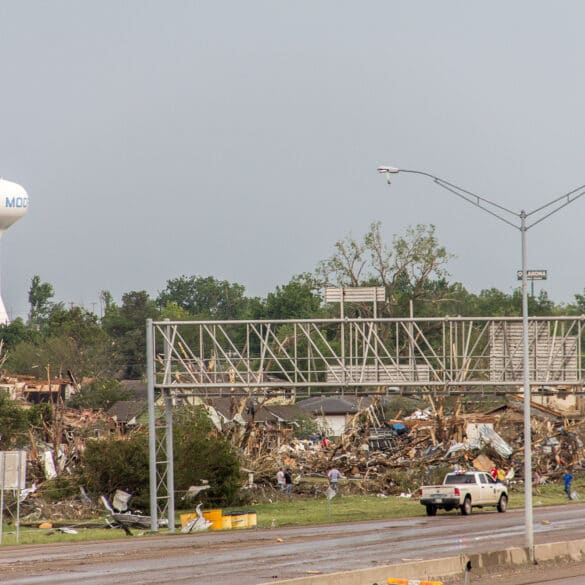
top-left (1, 1), bottom-right (584, 319)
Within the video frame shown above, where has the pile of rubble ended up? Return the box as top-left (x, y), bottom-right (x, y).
top-left (26, 407), bottom-right (120, 484)
top-left (244, 396), bottom-right (585, 496)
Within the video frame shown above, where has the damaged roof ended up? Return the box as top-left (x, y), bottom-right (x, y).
top-left (107, 400), bottom-right (148, 424)
top-left (297, 395), bottom-right (394, 415)
top-left (202, 397), bottom-right (305, 424)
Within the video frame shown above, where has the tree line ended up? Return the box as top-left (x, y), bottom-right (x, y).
top-left (1, 222), bottom-right (583, 383)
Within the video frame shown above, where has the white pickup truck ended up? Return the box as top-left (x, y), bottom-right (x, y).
top-left (419, 470), bottom-right (508, 516)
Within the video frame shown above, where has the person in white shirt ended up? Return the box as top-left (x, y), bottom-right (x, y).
top-left (327, 467), bottom-right (341, 491)
top-left (276, 467), bottom-right (285, 490)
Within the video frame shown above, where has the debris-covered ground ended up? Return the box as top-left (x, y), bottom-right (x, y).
top-left (242, 395), bottom-right (585, 500)
top-left (4, 390), bottom-right (585, 524)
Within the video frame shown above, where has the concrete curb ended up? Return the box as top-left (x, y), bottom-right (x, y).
top-left (260, 537), bottom-right (585, 585)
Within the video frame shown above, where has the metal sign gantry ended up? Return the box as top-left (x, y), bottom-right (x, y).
top-left (146, 315), bottom-right (585, 530)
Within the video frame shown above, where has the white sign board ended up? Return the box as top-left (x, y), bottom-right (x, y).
top-left (0, 451), bottom-right (27, 490)
top-left (325, 287), bottom-right (386, 303)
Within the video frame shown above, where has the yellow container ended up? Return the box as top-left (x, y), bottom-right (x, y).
top-left (180, 513), bottom-right (198, 528)
top-left (220, 515), bottom-right (232, 530)
top-left (203, 509), bottom-right (223, 530)
top-left (229, 511), bottom-right (248, 529)
top-left (246, 511), bottom-right (257, 528)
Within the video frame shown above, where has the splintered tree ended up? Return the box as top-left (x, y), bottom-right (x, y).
top-left (316, 222), bottom-right (453, 318)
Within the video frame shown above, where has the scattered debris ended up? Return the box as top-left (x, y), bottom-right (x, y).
top-left (4, 370), bottom-right (585, 526)
top-left (100, 494), bottom-right (166, 534)
top-left (182, 482), bottom-right (210, 501)
top-left (47, 526), bottom-right (78, 535)
top-left (112, 490), bottom-right (132, 512)
top-left (242, 394), bottom-right (585, 498)
top-left (181, 503), bottom-right (212, 533)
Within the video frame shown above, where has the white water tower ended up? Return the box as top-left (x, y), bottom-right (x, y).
top-left (0, 178), bottom-right (29, 324)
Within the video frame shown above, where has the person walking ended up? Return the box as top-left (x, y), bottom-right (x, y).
top-left (284, 469), bottom-right (292, 496)
top-left (276, 467), bottom-right (285, 491)
top-left (327, 466), bottom-right (341, 492)
top-left (533, 469), bottom-right (542, 496)
top-left (564, 469), bottom-right (574, 500)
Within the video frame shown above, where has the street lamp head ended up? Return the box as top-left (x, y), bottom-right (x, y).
top-left (377, 166), bottom-right (400, 185)
top-left (377, 166), bottom-right (400, 174)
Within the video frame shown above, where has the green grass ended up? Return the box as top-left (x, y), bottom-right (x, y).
top-left (0, 526), bottom-right (138, 546)
top-left (0, 481), bottom-right (577, 545)
top-left (251, 494), bottom-right (421, 528)
top-left (251, 482), bottom-right (577, 528)
top-left (508, 482), bottom-right (577, 508)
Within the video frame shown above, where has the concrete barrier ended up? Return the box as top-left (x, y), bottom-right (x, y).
top-left (386, 577), bottom-right (445, 585)
top-left (259, 537), bottom-right (585, 585)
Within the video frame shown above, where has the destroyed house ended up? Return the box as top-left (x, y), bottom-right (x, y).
top-left (253, 404), bottom-right (307, 427)
top-left (24, 379), bottom-right (76, 404)
top-left (297, 395), bottom-right (394, 436)
top-left (201, 397), bottom-right (305, 427)
top-left (107, 400), bottom-right (149, 432)
top-left (195, 397), bottom-right (306, 447)
top-left (0, 379), bottom-right (26, 400)
top-left (119, 379), bottom-right (148, 400)
top-left (485, 398), bottom-right (566, 424)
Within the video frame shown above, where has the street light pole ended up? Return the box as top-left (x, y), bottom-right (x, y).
top-left (520, 210), bottom-right (532, 556)
top-left (377, 166), bottom-right (585, 562)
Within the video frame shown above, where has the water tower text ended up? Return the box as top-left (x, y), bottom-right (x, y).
top-left (4, 197), bottom-right (28, 209)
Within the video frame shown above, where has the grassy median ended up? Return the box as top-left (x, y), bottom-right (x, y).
top-left (0, 481), bottom-right (577, 545)
top-left (251, 481), bottom-right (575, 528)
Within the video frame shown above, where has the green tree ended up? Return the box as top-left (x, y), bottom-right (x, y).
top-left (6, 304), bottom-right (119, 380)
top-left (0, 317), bottom-right (37, 349)
top-left (28, 275), bottom-right (55, 330)
top-left (263, 273), bottom-right (324, 319)
top-left (82, 433), bottom-right (150, 508)
top-left (102, 291), bottom-right (159, 378)
top-left (0, 395), bottom-right (44, 449)
top-left (99, 290), bottom-right (114, 316)
top-left (157, 275), bottom-right (249, 319)
top-left (566, 288), bottom-right (585, 315)
top-left (4, 340), bottom-right (39, 376)
top-left (46, 305), bottom-right (100, 343)
top-left (82, 407), bottom-right (243, 508)
top-left (160, 301), bottom-right (193, 321)
top-left (173, 406), bottom-right (243, 506)
top-left (68, 379), bottom-right (133, 410)
top-left (472, 288), bottom-right (516, 316)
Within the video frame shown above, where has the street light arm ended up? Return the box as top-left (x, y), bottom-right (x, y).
top-left (525, 185), bottom-right (585, 230)
top-left (432, 178), bottom-right (520, 230)
top-left (383, 168), bottom-right (521, 229)
top-left (378, 167), bottom-right (585, 232)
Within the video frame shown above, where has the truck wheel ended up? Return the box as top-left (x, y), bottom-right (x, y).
top-left (425, 505), bottom-right (437, 516)
top-left (497, 494), bottom-right (508, 513)
top-left (461, 496), bottom-right (472, 515)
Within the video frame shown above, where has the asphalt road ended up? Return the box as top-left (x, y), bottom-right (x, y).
top-left (2, 503), bottom-right (585, 584)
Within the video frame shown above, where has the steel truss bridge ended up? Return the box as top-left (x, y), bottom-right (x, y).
top-left (146, 315), bottom-right (585, 530)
